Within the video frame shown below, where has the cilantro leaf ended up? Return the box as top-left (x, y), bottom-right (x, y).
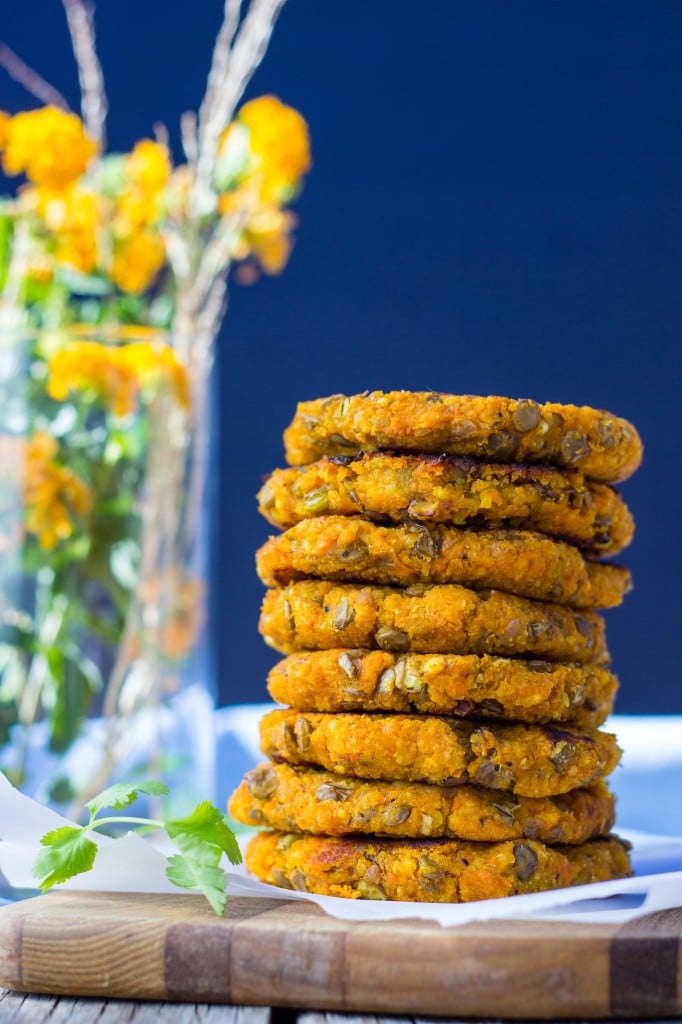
top-left (86, 780), bottom-right (169, 815)
top-left (31, 785), bottom-right (240, 916)
top-left (166, 849), bottom-right (228, 915)
top-left (33, 826), bottom-right (98, 892)
top-left (165, 800), bottom-right (242, 866)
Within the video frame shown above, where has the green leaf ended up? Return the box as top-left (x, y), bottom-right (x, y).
top-left (48, 649), bottom-right (103, 754)
top-left (0, 214), bottom-right (14, 291)
top-left (165, 849), bottom-right (228, 916)
top-left (86, 780), bottom-right (169, 815)
top-left (110, 539), bottom-right (140, 591)
top-left (54, 267), bottom-right (113, 296)
top-left (33, 827), bottom-right (97, 892)
top-left (165, 801), bottom-right (243, 866)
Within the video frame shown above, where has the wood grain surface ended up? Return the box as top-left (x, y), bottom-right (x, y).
top-left (0, 891), bottom-right (680, 1019)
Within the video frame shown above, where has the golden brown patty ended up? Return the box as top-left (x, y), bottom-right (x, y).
top-left (230, 763), bottom-right (616, 844)
top-left (246, 830), bottom-right (632, 902)
top-left (267, 650), bottom-right (617, 729)
top-left (259, 581), bottom-right (607, 663)
top-left (260, 710), bottom-right (621, 796)
top-left (283, 392), bottom-right (642, 483)
top-left (257, 517), bottom-right (631, 608)
top-left (259, 453), bottom-right (634, 557)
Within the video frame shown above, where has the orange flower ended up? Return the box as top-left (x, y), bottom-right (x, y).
top-left (110, 230), bottom-right (165, 294)
top-left (48, 342), bottom-right (139, 417)
top-left (118, 341), bottom-right (190, 409)
top-left (0, 110), bottom-right (11, 150)
top-left (244, 205), bottom-right (296, 275)
top-left (24, 432), bottom-right (92, 549)
top-left (137, 571), bottom-right (204, 661)
top-left (36, 183), bottom-right (101, 274)
top-left (224, 95), bottom-right (311, 203)
top-left (47, 339), bottom-right (189, 416)
top-left (126, 139), bottom-right (171, 195)
top-left (219, 186), bottom-right (296, 277)
top-left (2, 106), bottom-right (97, 190)
top-left (114, 140), bottom-right (171, 233)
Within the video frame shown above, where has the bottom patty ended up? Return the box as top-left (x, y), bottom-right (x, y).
top-left (230, 763), bottom-right (616, 844)
top-left (245, 830), bottom-right (632, 902)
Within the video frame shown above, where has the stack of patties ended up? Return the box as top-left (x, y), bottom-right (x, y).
top-left (229, 392), bottom-right (642, 902)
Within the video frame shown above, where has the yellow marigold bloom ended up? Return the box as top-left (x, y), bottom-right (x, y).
top-left (114, 140), bottom-right (171, 233)
top-left (245, 205), bottom-right (295, 275)
top-left (24, 432), bottom-right (92, 550)
top-left (110, 230), bottom-right (165, 294)
top-left (237, 95), bottom-right (311, 202)
top-left (136, 571), bottom-right (204, 661)
top-left (118, 341), bottom-right (190, 409)
top-left (0, 110), bottom-right (11, 150)
top-left (219, 188), bottom-right (295, 276)
top-left (47, 339), bottom-right (188, 416)
top-left (114, 191), bottom-right (159, 233)
top-left (2, 106), bottom-right (97, 190)
top-left (48, 342), bottom-right (139, 417)
top-left (216, 180), bottom-right (255, 218)
top-left (126, 139), bottom-right (171, 194)
top-left (26, 255), bottom-right (54, 284)
top-left (37, 184), bottom-right (101, 274)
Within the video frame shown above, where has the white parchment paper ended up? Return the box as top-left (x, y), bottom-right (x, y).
top-left (1, 771), bottom-right (681, 926)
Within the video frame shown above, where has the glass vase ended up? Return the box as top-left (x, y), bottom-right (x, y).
top-left (0, 326), bottom-right (215, 819)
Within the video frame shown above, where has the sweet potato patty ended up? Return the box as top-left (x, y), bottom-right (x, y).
top-left (259, 453), bottom-right (634, 556)
top-left (283, 392), bottom-right (642, 483)
top-left (246, 830), bottom-right (632, 902)
top-left (230, 763), bottom-right (616, 844)
top-left (259, 580), bottom-right (607, 662)
top-left (266, 649), bottom-right (617, 729)
top-left (260, 710), bottom-right (621, 796)
top-left (257, 517), bottom-right (630, 608)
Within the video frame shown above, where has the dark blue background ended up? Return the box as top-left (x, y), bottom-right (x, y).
top-left (3, 2), bottom-right (680, 713)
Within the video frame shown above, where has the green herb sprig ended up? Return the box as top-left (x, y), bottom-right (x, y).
top-left (32, 781), bottom-right (242, 915)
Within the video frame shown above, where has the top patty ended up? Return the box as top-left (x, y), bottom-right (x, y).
top-left (258, 452), bottom-right (634, 556)
top-left (283, 392), bottom-right (643, 484)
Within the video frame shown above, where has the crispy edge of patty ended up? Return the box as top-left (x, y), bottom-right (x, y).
top-left (260, 709), bottom-right (621, 797)
top-left (230, 763), bottom-right (616, 844)
top-left (256, 517), bottom-right (631, 608)
top-left (259, 580), bottom-right (608, 663)
top-left (266, 649), bottom-right (617, 729)
top-left (245, 830), bottom-right (633, 902)
top-left (259, 453), bottom-right (635, 556)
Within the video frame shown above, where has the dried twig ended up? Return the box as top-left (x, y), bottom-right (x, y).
top-left (153, 120), bottom-right (170, 148)
top-left (163, 229), bottom-right (192, 282)
top-left (180, 110), bottom-right (199, 166)
top-left (193, 0), bottom-right (286, 201)
top-left (0, 43), bottom-right (71, 110)
top-left (62, 0), bottom-right (108, 148)
top-left (198, 0), bottom-right (242, 138)
top-left (197, 274), bottom-right (228, 340)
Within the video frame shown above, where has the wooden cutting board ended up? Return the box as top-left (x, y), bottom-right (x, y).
top-left (0, 891), bottom-right (680, 1019)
